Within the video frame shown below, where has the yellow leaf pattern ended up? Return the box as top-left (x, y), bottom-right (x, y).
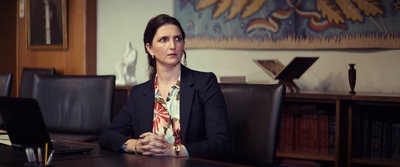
top-left (353, 0), bottom-right (383, 16)
top-left (213, 0), bottom-right (232, 18)
top-left (335, 0), bottom-right (364, 22)
top-left (228, 0), bottom-right (249, 20)
top-left (317, 0), bottom-right (345, 24)
top-left (196, 0), bottom-right (218, 10)
top-left (240, 0), bottom-right (266, 19)
top-left (195, 0), bottom-right (383, 25)
top-left (196, 0), bottom-right (265, 20)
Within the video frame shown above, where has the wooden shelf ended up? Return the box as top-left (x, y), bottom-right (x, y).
top-left (286, 91), bottom-right (400, 102)
top-left (351, 158), bottom-right (400, 167)
top-left (286, 91), bottom-right (353, 100)
top-left (276, 151), bottom-right (335, 162)
top-left (116, 85), bottom-right (133, 90)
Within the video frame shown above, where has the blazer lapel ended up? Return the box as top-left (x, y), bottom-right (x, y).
top-left (138, 79), bottom-right (155, 134)
top-left (180, 65), bottom-right (194, 142)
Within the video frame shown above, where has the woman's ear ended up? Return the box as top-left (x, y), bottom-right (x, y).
top-left (146, 43), bottom-right (153, 55)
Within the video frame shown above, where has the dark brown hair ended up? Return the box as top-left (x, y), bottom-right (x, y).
top-left (143, 14), bottom-right (187, 79)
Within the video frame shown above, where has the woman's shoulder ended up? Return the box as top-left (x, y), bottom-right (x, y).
top-left (192, 69), bottom-right (215, 77)
top-left (129, 79), bottom-right (153, 94)
top-left (184, 66), bottom-right (216, 79)
top-left (183, 66), bottom-right (218, 86)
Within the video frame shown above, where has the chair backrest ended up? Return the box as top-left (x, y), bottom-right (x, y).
top-left (32, 75), bottom-right (115, 135)
top-left (0, 73), bottom-right (13, 97)
top-left (0, 73), bottom-right (13, 129)
top-left (220, 83), bottom-right (285, 167)
top-left (19, 68), bottom-right (55, 98)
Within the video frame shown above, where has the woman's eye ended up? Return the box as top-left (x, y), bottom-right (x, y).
top-left (175, 37), bottom-right (182, 41)
top-left (160, 38), bottom-right (166, 42)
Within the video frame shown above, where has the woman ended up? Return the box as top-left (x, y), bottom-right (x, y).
top-left (99, 14), bottom-right (229, 160)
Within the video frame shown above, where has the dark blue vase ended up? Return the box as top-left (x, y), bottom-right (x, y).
top-left (348, 64), bottom-right (356, 94)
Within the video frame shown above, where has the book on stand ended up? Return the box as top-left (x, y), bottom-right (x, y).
top-left (253, 57), bottom-right (319, 92)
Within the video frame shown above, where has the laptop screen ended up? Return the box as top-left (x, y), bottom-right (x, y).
top-left (0, 97), bottom-right (53, 150)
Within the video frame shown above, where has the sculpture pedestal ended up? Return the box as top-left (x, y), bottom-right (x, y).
top-left (279, 79), bottom-right (300, 93)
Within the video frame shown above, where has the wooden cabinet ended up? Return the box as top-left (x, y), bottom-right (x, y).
top-left (112, 86), bottom-right (132, 120)
top-left (276, 92), bottom-right (400, 167)
top-left (348, 94), bottom-right (400, 167)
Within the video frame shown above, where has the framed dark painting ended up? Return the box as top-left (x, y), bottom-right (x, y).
top-left (26, 0), bottom-right (67, 50)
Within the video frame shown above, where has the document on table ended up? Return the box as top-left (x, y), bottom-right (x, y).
top-left (0, 134), bottom-right (11, 146)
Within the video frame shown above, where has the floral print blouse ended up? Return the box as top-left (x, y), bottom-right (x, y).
top-left (121, 75), bottom-right (187, 154)
top-left (152, 75), bottom-right (182, 145)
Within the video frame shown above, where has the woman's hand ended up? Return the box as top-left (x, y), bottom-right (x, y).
top-left (136, 132), bottom-right (174, 156)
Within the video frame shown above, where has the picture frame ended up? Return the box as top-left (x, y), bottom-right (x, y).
top-left (26, 0), bottom-right (67, 50)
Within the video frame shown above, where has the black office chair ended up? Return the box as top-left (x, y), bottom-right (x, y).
top-left (0, 73), bottom-right (13, 97)
top-left (32, 75), bottom-right (115, 142)
top-left (220, 83), bottom-right (285, 167)
top-left (19, 68), bottom-right (55, 98)
top-left (0, 73), bottom-right (13, 129)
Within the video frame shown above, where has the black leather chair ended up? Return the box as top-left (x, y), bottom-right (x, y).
top-left (19, 68), bottom-right (55, 98)
top-left (32, 75), bottom-right (115, 142)
top-left (0, 73), bottom-right (13, 97)
top-left (220, 83), bottom-right (286, 167)
top-left (0, 73), bottom-right (13, 129)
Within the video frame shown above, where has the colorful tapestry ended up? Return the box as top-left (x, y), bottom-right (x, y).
top-left (173, 0), bottom-right (400, 49)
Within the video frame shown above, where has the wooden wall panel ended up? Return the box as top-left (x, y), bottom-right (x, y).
top-left (85, 0), bottom-right (97, 75)
top-left (16, 0), bottom-right (96, 95)
top-left (0, 0), bottom-right (17, 97)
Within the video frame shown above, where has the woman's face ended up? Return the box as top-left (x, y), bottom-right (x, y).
top-left (146, 24), bottom-right (185, 69)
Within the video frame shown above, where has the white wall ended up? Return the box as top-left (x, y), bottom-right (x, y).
top-left (97, 0), bottom-right (400, 93)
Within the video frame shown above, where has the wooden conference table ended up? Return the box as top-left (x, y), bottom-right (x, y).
top-left (0, 142), bottom-right (249, 167)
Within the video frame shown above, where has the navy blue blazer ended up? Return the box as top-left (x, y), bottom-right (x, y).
top-left (100, 65), bottom-right (229, 160)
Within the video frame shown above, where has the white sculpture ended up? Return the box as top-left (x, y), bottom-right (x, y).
top-left (115, 41), bottom-right (137, 85)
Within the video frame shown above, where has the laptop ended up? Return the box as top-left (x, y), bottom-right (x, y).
top-left (0, 97), bottom-right (94, 154)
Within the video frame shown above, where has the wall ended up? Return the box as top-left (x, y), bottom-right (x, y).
top-left (97, 0), bottom-right (400, 93)
top-left (16, 0), bottom-right (97, 94)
